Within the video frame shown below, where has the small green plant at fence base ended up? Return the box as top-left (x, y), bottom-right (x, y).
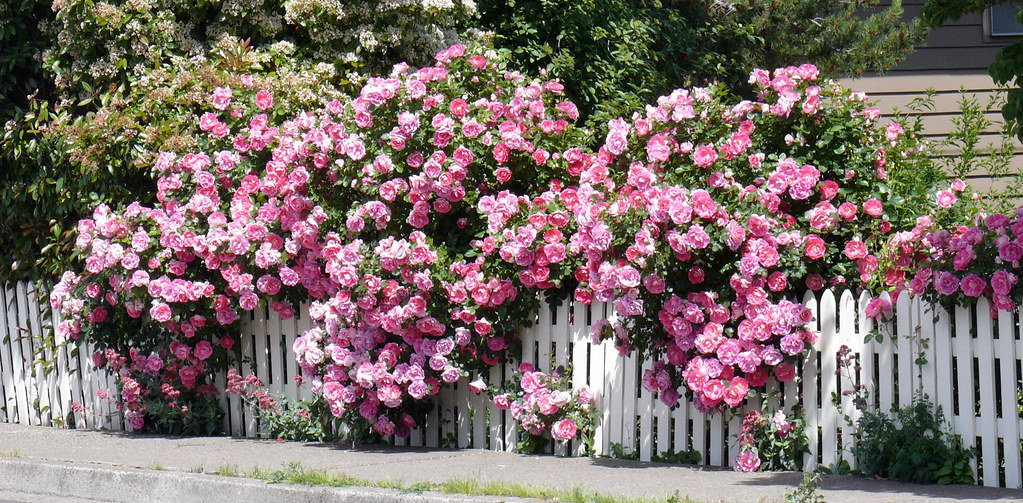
top-left (653, 448), bottom-right (702, 465)
top-left (733, 401), bottom-right (810, 472)
top-left (784, 472), bottom-right (825, 503)
top-left (852, 395), bottom-right (974, 485)
top-left (834, 344), bottom-right (975, 485)
top-left (607, 442), bottom-right (639, 461)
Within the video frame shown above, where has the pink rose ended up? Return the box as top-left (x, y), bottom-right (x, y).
top-left (493, 394), bottom-right (511, 410)
top-left (734, 451), bottom-right (761, 472)
top-left (804, 235), bottom-right (826, 260)
top-left (775, 363), bottom-right (797, 382)
top-left (194, 340), bottom-right (214, 361)
top-left (934, 271), bottom-right (960, 296)
top-left (150, 302), bottom-right (173, 323)
top-left (211, 87), bottom-right (232, 110)
top-left (844, 239), bottom-right (868, 260)
top-left (693, 144), bottom-right (718, 168)
top-left (936, 190), bottom-right (957, 208)
top-left (863, 198), bottom-right (884, 218)
top-left (960, 274), bottom-right (986, 298)
top-left (864, 298), bottom-right (893, 320)
top-left (551, 418), bottom-right (578, 441)
top-left (255, 90), bottom-right (273, 110)
top-left (838, 202), bottom-right (857, 221)
top-left (991, 270), bottom-right (1017, 295)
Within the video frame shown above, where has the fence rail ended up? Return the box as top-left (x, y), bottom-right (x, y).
top-left (1, 281), bottom-right (1021, 488)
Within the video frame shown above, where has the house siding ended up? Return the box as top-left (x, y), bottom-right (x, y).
top-left (840, 1), bottom-right (1023, 196)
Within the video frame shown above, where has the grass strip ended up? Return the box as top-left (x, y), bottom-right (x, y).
top-left (212, 461), bottom-right (698, 503)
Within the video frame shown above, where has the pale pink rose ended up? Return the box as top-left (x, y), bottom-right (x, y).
top-left (692, 144), bottom-right (718, 168)
top-left (551, 418), bottom-right (578, 441)
top-left (469, 377), bottom-right (486, 394)
top-left (960, 274), bottom-right (986, 297)
top-left (733, 451), bottom-right (761, 472)
top-left (936, 190), bottom-right (957, 208)
top-left (863, 198), bottom-right (884, 217)
top-left (255, 90), bottom-right (273, 110)
top-left (150, 302), bottom-right (173, 323)
top-left (211, 86), bottom-right (232, 110)
top-left (520, 371), bottom-right (543, 393)
top-left (884, 121), bottom-right (903, 141)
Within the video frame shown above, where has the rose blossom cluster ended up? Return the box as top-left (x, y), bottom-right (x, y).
top-left (734, 409), bottom-right (806, 472)
top-left (55, 42), bottom-right (952, 439)
top-left (478, 64), bottom-right (921, 413)
top-left (493, 363), bottom-right (595, 444)
top-left (50, 80), bottom-right (317, 430)
top-left (881, 199), bottom-right (1023, 317)
top-left (267, 44), bottom-right (588, 436)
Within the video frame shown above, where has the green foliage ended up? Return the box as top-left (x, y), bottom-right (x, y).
top-left (0, 102), bottom-right (147, 282)
top-left (932, 90), bottom-right (1022, 209)
top-left (251, 396), bottom-right (342, 442)
top-left (140, 385), bottom-right (225, 436)
top-left (476, 0), bottom-right (926, 127)
top-left (734, 0), bottom-right (925, 76)
top-left (783, 472), bottom-right (825, 503)
top-left (652, 448), bottom-right (702, 465)
top-left (475, 0), bottom-right (737, 126)
top-left (852, 394), bottom-right (975, 485)
top-left (739, 404), bottom-right (810, 472)
top-left (0, 1), bottom-right (51, 115)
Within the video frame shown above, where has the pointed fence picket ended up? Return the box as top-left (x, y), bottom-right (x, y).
top-left (2, 283), bottom-right (1022, 488)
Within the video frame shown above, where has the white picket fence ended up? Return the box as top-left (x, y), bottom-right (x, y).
top-left (1, 280), bottom-right (1022, 488)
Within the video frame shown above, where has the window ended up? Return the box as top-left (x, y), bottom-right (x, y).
top-left (990, 2), bottom-right (1023, 36)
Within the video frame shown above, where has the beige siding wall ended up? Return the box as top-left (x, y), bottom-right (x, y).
top-left (839, 73), bottom-right (1022, 195)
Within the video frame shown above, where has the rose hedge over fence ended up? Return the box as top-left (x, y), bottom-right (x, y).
top-left (50, 43), bottom-right (1020, 442)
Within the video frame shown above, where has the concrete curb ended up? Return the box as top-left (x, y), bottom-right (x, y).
top-left (0, 457), bottom-right (536, 503)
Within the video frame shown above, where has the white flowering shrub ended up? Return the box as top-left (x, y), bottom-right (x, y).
top-left (45, 0), bottom-right (475, 90)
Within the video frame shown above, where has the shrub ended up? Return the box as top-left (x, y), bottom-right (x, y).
top-left (44, 0), bottom-right (473, 93)
top-left (492, 363), bottom-right (598, 454)
top-left (734, 406), bottom-right (809, 472)
top-left (53, 42), bottom-right (961, 437)
top-left (853, 395), bottom-right (975, 485)
top-left (881, 197), bottom-right (1022, 317)
top-left (553, 66), bottom-right (942, 411)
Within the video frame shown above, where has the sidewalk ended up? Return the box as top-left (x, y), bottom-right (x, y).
top-left (1, 422), bottom-right (1021, 503)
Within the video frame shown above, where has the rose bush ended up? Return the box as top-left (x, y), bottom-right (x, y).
top-left (492, 363), bottom-right (598, 453)
top-left (491, 65), bottom-right (944, 413)
top-left (54, 41), bottom-right (995, 441)
top-left (880, 198), bottom-right (1023, 317)
top-left (734, 407), bottom-right (809, 472)
top-left (49, 72), bottom-right (319, 432)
